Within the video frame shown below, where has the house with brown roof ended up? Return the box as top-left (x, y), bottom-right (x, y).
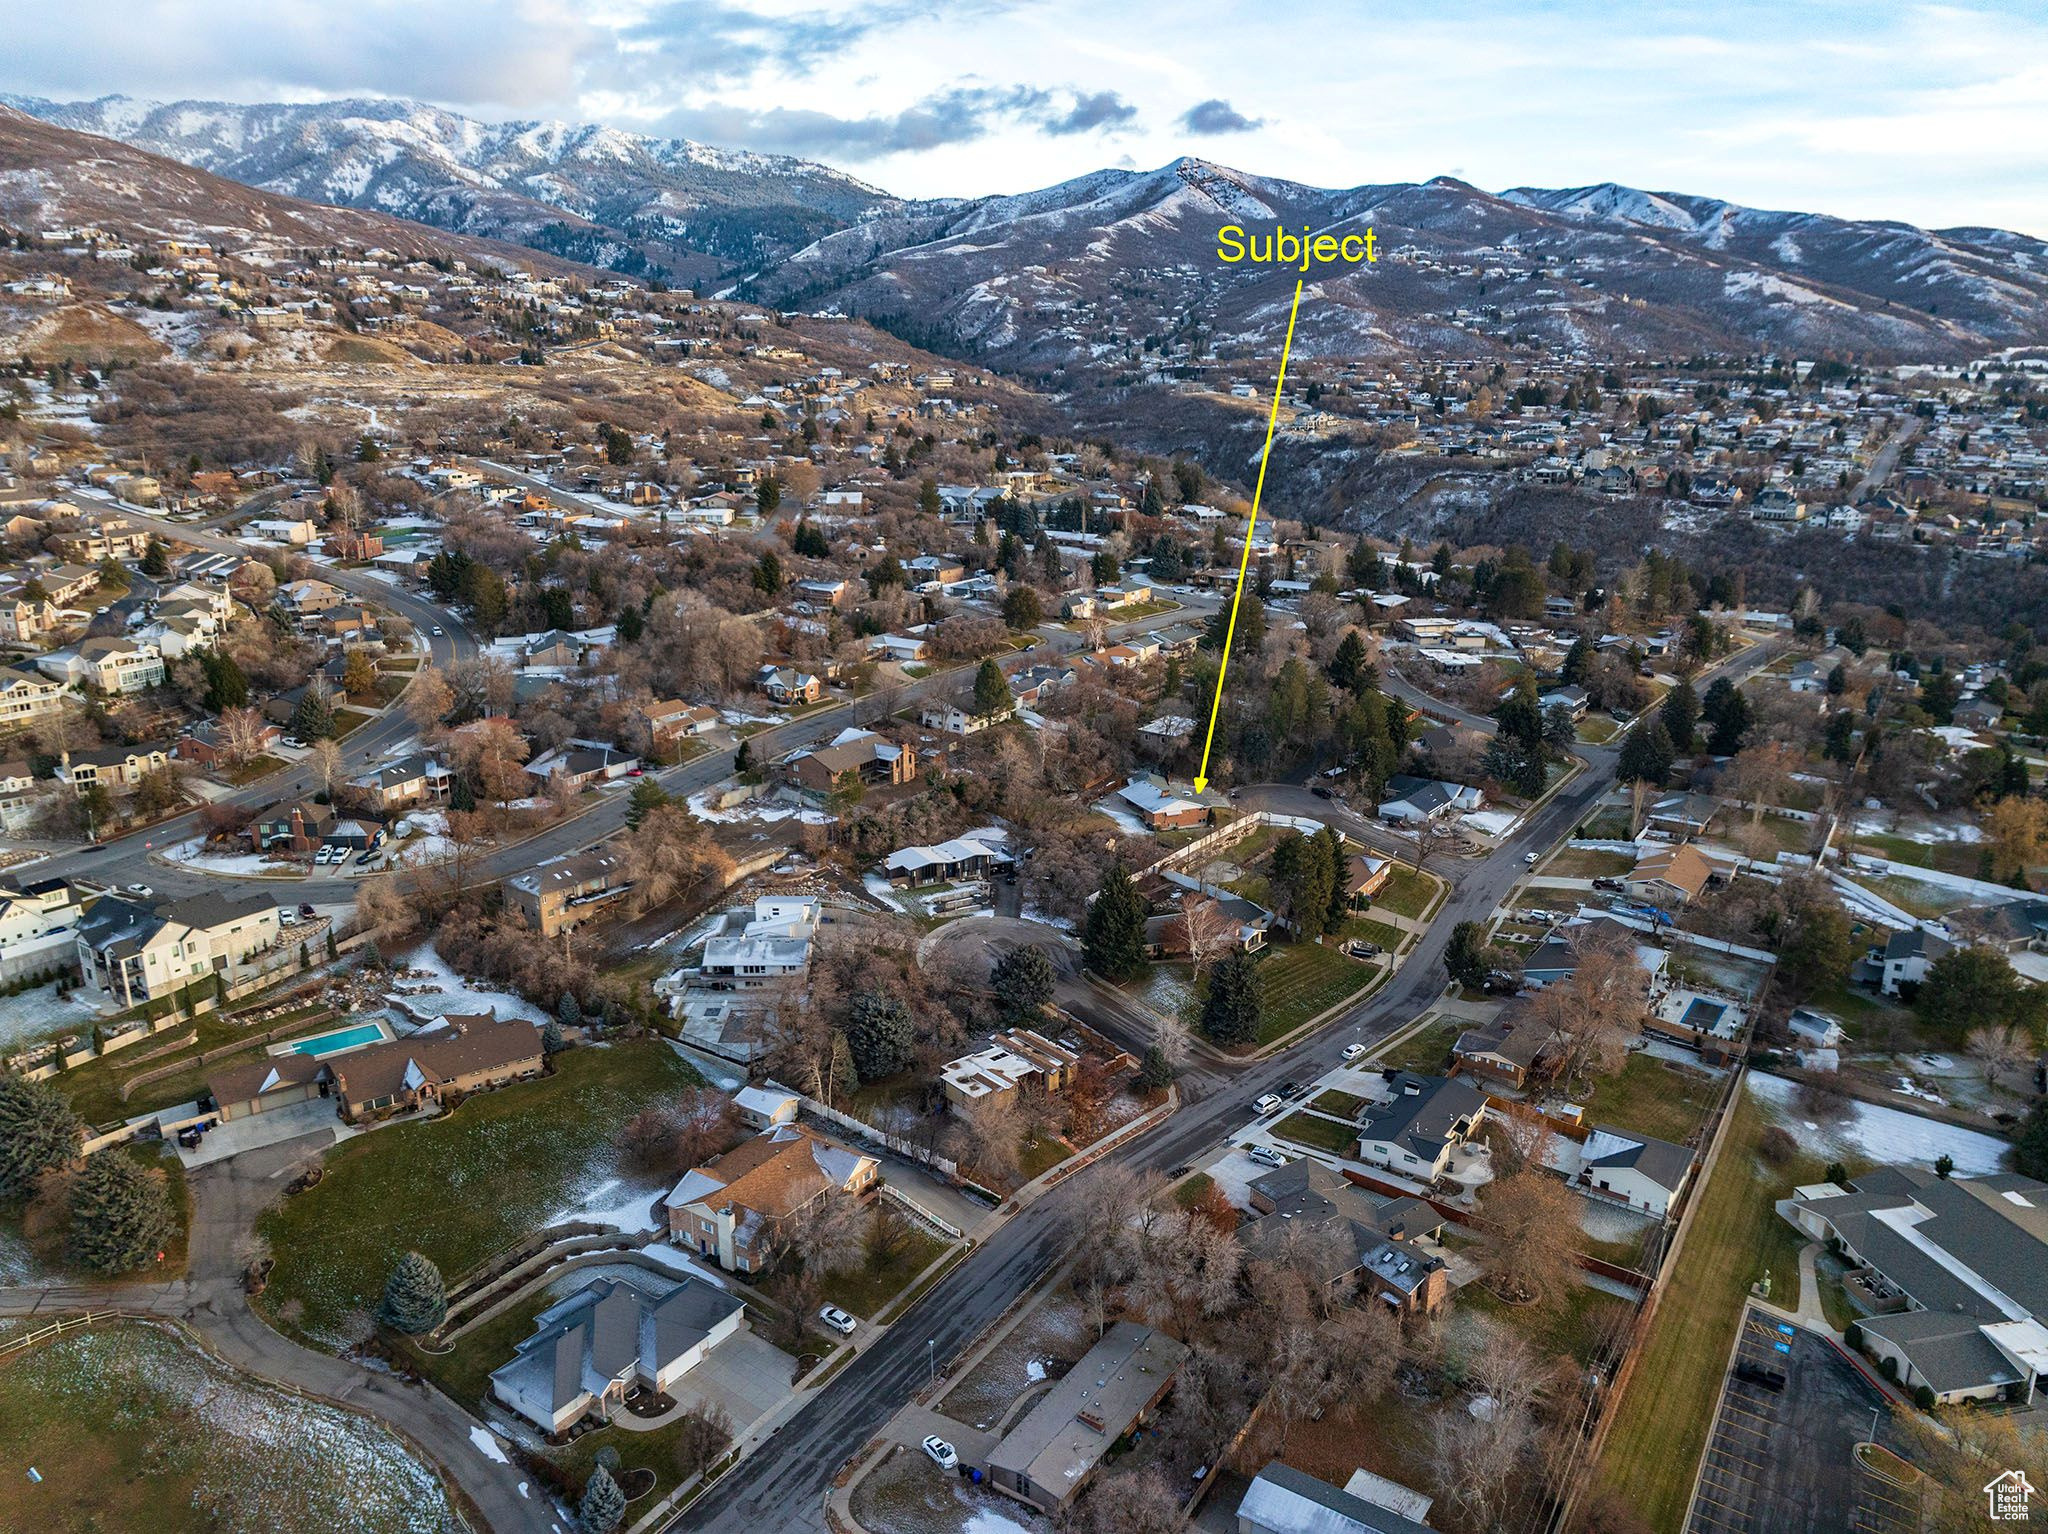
top-left (206, 1014), bottom-right (544, 1124)
top-left (663, 1123), bottom-right (879, 1273)
top-left (639, 699), bottom-right (720, 749)
top-left (785, 729), bottom-right (916, 796)
top-left (1625, 843), bottom-right (1716, 907)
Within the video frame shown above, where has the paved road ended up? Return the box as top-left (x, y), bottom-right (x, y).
top-left (0, 1131), bottom-right (556, 1534)
top-left (1854, 416), bottom-right (1922, 503)
top-left (670, 636), bottom-right (1782, 1534)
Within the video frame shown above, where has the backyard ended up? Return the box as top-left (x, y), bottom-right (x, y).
top-left (0, 1320), bottom-right (461, 1534)
top-left (1590, 1089), bottom-right (1821, 1531)
top-left (256, 1040), bottom-right (699, 1346)
top-left (1577, 1051), bottom-right (1722, 1145)
top-left (1252, 942), bottom-right (1379, 1044)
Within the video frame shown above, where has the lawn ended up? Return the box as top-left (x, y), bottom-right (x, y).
top-left (1375, 1015), bottom-right (1464, 1073)
top-left (1311, 1089), bottom-right (1367, 1117)
top-left (1848, 831), bottom-right (1985, 878)
top-left (1252, 942), bottom-right (1377, 1044)
top-left (222, 753), bottom-right (285, 786)
top-left (819, 1226), bottom-right (953, 1319)
top-left (256, 1041), bottom-right (699, 1346)
top-left (1545, 846), bottom-right (1634, 879)
top-left (1578, 715), bottom-right (1622, 744)
top-left (331, 708), bottom-right (378, 738)
top-left (0, 1320), bottom-right (458, 1534)
top-left (53, 1008), bottom-right (332, 1128)
top-left (1374, 867), bottom-right (1442, 920)
top-left (1338, 915), bottom-right (1406, 952)
top-left (1171, 1172), bottom-right (1215, 1209)
top-left (1461, 1281), bottom-right (1637, 1370)
top-left (1590, 1089), bottom-right (1821, 1532)
top-left (411, 1289), bottom-right (553, 1409)
top-left (1577, 1052), bottom-right (1720, 1146)
top-left (1271, 1110), bottom-right (1359, 1155)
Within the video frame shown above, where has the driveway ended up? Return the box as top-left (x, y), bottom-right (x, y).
top-left (174, 1096), bottom-right (357, 1169)
top-left (660, 1328), bottom-right (798, 1440)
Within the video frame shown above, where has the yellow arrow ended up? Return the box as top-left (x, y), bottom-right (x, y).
top-left (1193, 276), bottom-right (1305, 795)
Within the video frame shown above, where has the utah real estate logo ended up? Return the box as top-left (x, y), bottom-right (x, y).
top-left (1986, 1469), bottom-right (2037, 1522)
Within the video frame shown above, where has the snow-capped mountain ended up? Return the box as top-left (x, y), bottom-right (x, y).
top-left (748, 158), bottom-right (2048, 368)
top-left (3, 95), bottom-right (900, 283)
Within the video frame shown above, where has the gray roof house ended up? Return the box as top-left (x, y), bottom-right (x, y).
top-left (1355, 1072), bottom-right (1488, 1182)
top-left (1237, 1462), bottom-right (1435, 1534)
top-left (1785, 1167), bottom-right (2048, 1404)
top-left (489, 1274), bottom-right (745, 1434)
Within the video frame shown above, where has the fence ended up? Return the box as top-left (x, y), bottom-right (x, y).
top-left (879, 1184), bottom-right (963, 1241)
top-left (1134, 808), bottom-right (1327, 885)
top-left (0, 1309), bottom-right (123, 1357)
top-left (788, 1084), bottom-right (961, 1180)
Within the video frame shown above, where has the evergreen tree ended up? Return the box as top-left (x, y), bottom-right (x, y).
top-left (971, 658), bottom-right (1010, 722)
top-left (0, 1074), bottom-right (83, 1200)
top-left (1136, 1046), bottom-right (1175, 1091)
top-left (1617, 721), bottom-right (1675, 787)
top-left (290, 687), bottom-right (337, 741)
top-left (542, 1018), bottom-right (566, 1056)
top-left (793, 520), bottom-right (829, 558)
top-left (325, 929), bottom-right (339, 963)
top-left (2015, 1100), bottom-right (2048, 1181)
top-left (201, 649), bottom-right (250, 711)
top-left (846, 993), bottom-right (916, 1081)
top-left (1660, 677), bottom-right (1699, 754)
top-left (67, 1150), bottom-right (175, 1274)
top-left (752, 550), bottom-right (784, 593)
top-left (626, 777), bottom-right (671, 829)
top-left (616, 605), bottom-right (644, 644)
top-left (139, 537), bottom-right (169, 578)
top-left (1082, 868), bottom-right (1149, 982)
top-left (989, 945), bottom-right (1055, 1020)
top-left (559, 992), bottom-right (583, 1027)
top-left (734, 738), bottom-right (756, 779)
top-left (1561, 634), bottom-right (1593, 685)
top-left (1327, 631), bottom-right (1371, 692)
top-left (1002, 586), bottom-right (1043, 630)
top-left (579, 1465), bottom-right (627, 1534)
top-left (1701, 677), bottom-right (1752, 755)
top-left (1200, 950), bottom-right (1263, 1046)
top-left (918, 478), bottom-right (941, 518)
top-left (1443, 921), bottom-right (1491, 988)
top-left (379, 1251), bottom-right (447, 1334)
top-left (1316, 826), bottom-right (1350, 935)
top-left (1202, 590), bottom-right (1265, 656)
top-left (756, 473), bottom-right (781, 515)
top-left (1824, 711), bottom-right (1858, 764)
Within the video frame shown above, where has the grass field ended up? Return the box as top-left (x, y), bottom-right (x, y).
top-left (52, 1007), bottom-right (329, 1128)
top-left (1545, 846), bottom-right (1634, 879)
top-left (1375, 1015), bottom-right (1463, 1073)
top-left (820, 1226), bottom-right (953, 1319)
top-left (1311, 1089), bottom-right (1367, 1117)
top-left (1578, 1052), bottom-right (1720, 1145)
top-left (1847, 831), bottom-right (1985, 878)
top-left (1252, 942), bottom-right (1376, 1044)
top-left (256, 1041), bottom-right (698, 1346)
top-left (0, 1321), bottom-right (458, 1534)
top-left (1590, 1088), bottom-right (1820, 1532)
top-left (1374, 867), bottom-right (1443, 920)
top-left (1461, 1282), bottom-right (1637, 1370)
top-left (1271, 1110), bottom-right (1359, 1155)
top-left (1339, 916), bottom-right (1406, 951)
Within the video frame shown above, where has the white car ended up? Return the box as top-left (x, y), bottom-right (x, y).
top-left (922, 1436), bottom-right (958, 1472)
top-left (818, 1305), bottom-right (858, 1336)
top-left (430, 625), bottom-right (444, 636)
top-left (1523, 851), bottom-right (1541, 865)
top-left (281, 735), bottom-right (307, 750)
top-left (1342, 1043), bottom-right (1367, 1062)
top-left (1247, 1145), bottom-right (1290, 1168)
top-left (1253, 1092), bottom-right (1283, 1115)
top-left (126, 883), bottom-right (153, 898)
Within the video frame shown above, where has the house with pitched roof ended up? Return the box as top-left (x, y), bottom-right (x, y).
top-left (664, 1123), bottom-right (879, 1273)
top-left (489, 1274), bottom-right (746, 1435)
top-left (77, 891), bottom-right (279, 1006)
top-left (1241, 1159), bottom-right (1452, 1316)
top-left (1355, 1072), bottom-right (1488, 1182)
top-left (206, 1013), bottom-right (543, 1123)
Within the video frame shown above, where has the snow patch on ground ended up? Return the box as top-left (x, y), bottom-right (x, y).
top-left (384, 943), bottom-right (552, 1027)
top-left (549, 1176), bottom-right (662, 1235)
top-left (1747, 1071), bottom-right (2009, 1174)
top-left (0, 979), bottom-right (110, 1051)
top-left (468, 1426), bottom-right (510, 1464)
top-left (164, 836), bottom-right (296, 876)
top-left (639, 1242), bottom-right (731, 1287)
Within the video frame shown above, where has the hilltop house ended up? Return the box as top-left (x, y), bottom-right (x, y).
top-left (506, 850), bottom-right (630, 939)
top-left (77, 891), bottom-right (279, 1006)
top-left (664, 1123), bottom-right (879, 1273)
top-left (207, 1013), bottom-right (544, 1124)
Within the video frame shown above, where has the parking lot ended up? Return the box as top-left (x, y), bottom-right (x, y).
top-left (1686, 1309), bottom-right (1920, 1534)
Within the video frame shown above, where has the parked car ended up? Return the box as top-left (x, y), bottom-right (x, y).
top-left (1311, 785), bottom-right (1334, 799)
top-left (1247, 1145), bottom-right (1290, 1168)
top-left (1342, 1042), bottom-right (1368, 1062)
top-left (281, 735), bottom-right (307, 749)
top-left (819, 1305), bottom-right (858, 1336)
top-left (298, 903), bottom-right (317, 918)
top-left (922, 1436), bottom-right (959, 1472)
top-left (279, 909), bottom-right (299, 927)
top-left (176, 1124), bottom-right (205, 1148)
top-left (1253, 1093), bottom-right (1283, 1115)
top-left (1523, 851), bottom-right (1541, 865)
top-left (126, 883), bottom-right (153, 897)
top-left (355, 850), bottom-right (379, 867)
top-left (430, 625), bottom-right (444, 636)
top-left (1279, 1081), bottom-right (1305, 1100)
top-left (1592, 876), bottom-right (1626, 893)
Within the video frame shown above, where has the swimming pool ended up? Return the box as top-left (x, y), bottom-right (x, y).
top-left (284, 1022), bottom-right (390, 1058)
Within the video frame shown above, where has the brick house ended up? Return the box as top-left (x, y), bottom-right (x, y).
top-left (663, 1124), bottom-right (879, 1273)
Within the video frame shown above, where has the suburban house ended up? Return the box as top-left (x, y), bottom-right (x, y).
top-left (348, 752), bottom-right (452, 811)
top-left (207, 1014), bottom-right (545, 1123)
top-left (1115, 774), bottom-right (1218, 831)
top-left (758, 665), bottom-right (822, 705)
top-left (0, 879), bottom-right (87, 984)
top-left (1241, 1159), bottom-right (1452, 1316)
top-left (247, 800), bottom-right (336, 855)
top-left (506, 850), bottom-right (630, 939)
top-left (1355, 1072), bottom-right (1488, 1182)
top-left (663, 1123), bottom-right (880, 1273)
top-left (698, 897), bottom-right (820, 989)
top-left (882, 832), bottom-right (1009, 887)
top-left (640, 699), bottom-right (721, 749)
top-left (489, 1274), bottom-right (746, 1435)
top-left (1450, 1015), bottom-right (1554, 1090)
top-left (1624, 843), bottom-right (1717, 907)
top-left (939, 1028), bottom-right (1081, 1112)
top-left (1645, 791), bottom-right (1721, 839)
top-left (985, 1322), bottom-right (1189, 1513)
top-left (1144, 888), bottom-right (1271, 957)
top-left (55, 744), bottom-right (171, 796)
top-left (1008, 664), bottom-right (1074, 708)
top-left (77, 891), bottom-right (280, 1006)
top-left (1345, 852), bottom-right (1394, 907)
top-left (1859, 927), bottom-right (1953, 997)
top-left (1377, 775), bottom-right (1484, 825)
top-left (919, 697), bottom-right (1013, 734)
top-left (786, 728), bottom-right (916, 795)
top-left (1574, 1125), bottom-right (1694, 1217)
top-left (176, 718), bottom-right (285, 767)
top-left (1787, 1167), bottom-right (2048, 1405)
top-left (523, 741), bottom-right (641, 792)
top-left (0, 665), bottom-right (67, 724)
top-left (1237, 1463), bottom-right (1436, 1534)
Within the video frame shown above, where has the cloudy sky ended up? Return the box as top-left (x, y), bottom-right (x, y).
top-left (6, 0), bottom-right (2048, 233)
